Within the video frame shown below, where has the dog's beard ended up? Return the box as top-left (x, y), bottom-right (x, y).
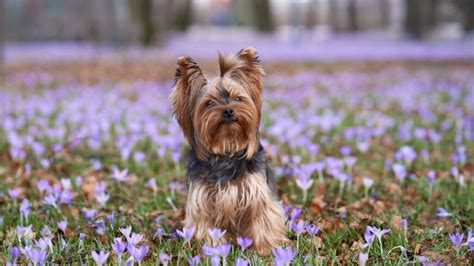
top-left (195, 109), bottom-right (257, 157)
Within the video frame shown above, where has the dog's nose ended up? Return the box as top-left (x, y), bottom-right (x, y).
top-left (223, 108), bottom-right (234, 118)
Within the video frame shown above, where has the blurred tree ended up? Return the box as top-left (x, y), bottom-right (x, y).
top-left (233, 0), bottom-right (274, 32)
top-left (173, 0), bottom-right (193, 32)
top-left (129, 0), bottom-right (155, 45)
top-left (85, 0), bottom-right (100, 42)
top-left (404, 0), bottom-right (438, 39)
top-left (252, 0), bottom-right (275, 32)
top-left (453, 0), bottom-right (474, 31)
top-left (304, 0), bottom-right (318, 29)
top-left (329, 0), bottom-right (341, 32)
top-left (0, 0), bottom-right (4, 85)
top-left (379, 0), bottom-right (390, 28)
top-left (347, 0), bottom-right (358, 31)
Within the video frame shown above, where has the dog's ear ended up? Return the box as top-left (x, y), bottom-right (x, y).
top-left (170, 56), bottom-right (207, 143)
top-left (219, 47), bottom-right (265, 114)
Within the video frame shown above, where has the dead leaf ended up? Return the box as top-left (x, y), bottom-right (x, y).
top-left (310, 196), bottom-right (327, 215)
top-left (391, 215), bottom-right (402, 230)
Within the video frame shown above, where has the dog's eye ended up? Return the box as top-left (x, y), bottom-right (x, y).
top-left (234, 97), bottom-right (242, 102)
top-left (206, 100), bottom-right (215, 107)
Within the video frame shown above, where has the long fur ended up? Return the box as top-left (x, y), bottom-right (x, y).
top-left (170, 47), bottom-right (286, 254)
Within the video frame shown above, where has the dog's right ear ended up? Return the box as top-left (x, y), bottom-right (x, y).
top-left (170, 56), bottom-right (207, 144)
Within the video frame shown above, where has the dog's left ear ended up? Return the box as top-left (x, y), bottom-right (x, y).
top-left (170, 56), bottom-right (207, 144)
top-left (219, 47), bottom-right (265, 113)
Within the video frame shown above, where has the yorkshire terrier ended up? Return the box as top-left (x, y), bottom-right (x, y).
top-left (170, 47), bottom-right (286, 253)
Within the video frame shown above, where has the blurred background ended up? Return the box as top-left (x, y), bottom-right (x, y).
top-left (3, 0), bottom-right (474, 44)
top-left (1, 0), bottom-right (474, 83)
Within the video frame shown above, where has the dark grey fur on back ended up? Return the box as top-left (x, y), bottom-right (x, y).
top-left (186, 144), bottom-right (278, 195)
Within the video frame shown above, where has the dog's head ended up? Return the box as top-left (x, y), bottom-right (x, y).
top-left (170, 47), bottom-right (265, 160)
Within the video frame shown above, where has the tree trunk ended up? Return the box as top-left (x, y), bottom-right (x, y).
top-left (129, 0), bottom-right (155, 46)
top-left (379, 0), bottom-right (390, 28)
top-left (329, 0), bottom-right (340, 32)
top-left (347, 0), bottom-right (358, 31)
top-left (173, 0), bottom-right (193, 32)
top-left (252, 0), bottom-right (274, 32)
top-left (454, 0), bottom-right (474, 31)
top-left (404, 0), bottom-right (432, 39)
top-left (0, 0), bottom-right (4, 85)
top-left (304, 0), bottom-right (318, 29)
top-left (140, 0), bottom-right (154, 45)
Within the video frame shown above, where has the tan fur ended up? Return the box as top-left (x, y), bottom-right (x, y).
top-left (170, 48), bottom-right (264, 161)
top-left (183, 172), bottom-right (286, 253)
top-left (173, 48), bottom-right (285, 253)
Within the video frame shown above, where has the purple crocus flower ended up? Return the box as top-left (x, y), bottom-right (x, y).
top-left (451, 166), bottom-right (459, 178)
top-left (392, 163), bottom-right (406, 181)
top-left (340, 145), bottom-right (352, 156)
top-left (57, 219), bottom-right (67, 233)
top-left (146, 178), bottom-right (158, 191)
top-left (207, 228), bottom-right (226, 243)
top-left (290, 208), bottom-right (302, 220)
top-left (427, 170), bottom-right (436, 184)
top-left (359, 252), bottom-right (368, 266)
top-left (216, 243), bottom-right (231, 257)
top-left (22, 246), bottom-right (48, 265)
top-left (37, 180), bottom-right (51, 193)
top-left (126, 233), bottom-right (144, 246)
top-left (59, 190), bottom-right (73, 204)
top-left (91, 250), bottom-right (109, 266)
top-left (43, 194), bottom-right (58, 208)
top-left (436, 207), bottom-right (451, 218)
top-left (202, 244), bottom-right (217, 257)
top-left (34, 236), bottom-right (52, 251)
top-left (110, 166), bottom-right (128, 182)
top-left (128, 245), bottom-right (149, 262)
top-left (210, 256), bottom-right (220, 266)
top-left (362, 177), bottom-right (374, 188)
top-left (367, 226), bottom-right (390, 241)
top-left (402, 219), bottom-right (408, 231)
top-left (82, 208), bottom-right (98, 221)
top-left (20, 198), bottom-right (30, 218)
top-left (155, 227), bottom-right (165, 238)
top-left (236, 237), bottom-right (253, 250)
top-left (187, 255), bottom-right (201, 265)
top-left (344, 156), bottom-right (357, 169)
top-left (363, 227), bottom-right (375, 248)
top-left (295, 176), bottom-right (313, 191)
top-left (119, 226), bottom-right (132, 238)
top-left (159, 252), bottom-right (172, 266)
top-left (176, 225), bottom-right (194, 242)
top-left (291, 220), bottom-right (307, 235)
top-left (468, 239), bottom-right (474, 251)
top-left (467, 228), bottom-right (472, 241)
top-left (17, 225), bottom-right (33, 239)
top-left (112, 237), bottom-right (127, 255)
top-left (272, 246), bottom-right (297, 266)
top-left (397, 146), bottom-right (417, 165)
top-left (10, 246), bottom-right (20, 261)
top-left (448, 232), bottom-right (464, 248)
top-left (8, 188), bottom-right (21, 199)
top-left (306, 224), bottom-right (320, 235)
top-left (41, 226), bottom-right (52, 237)
top-left (236, 257), bottom-right (250, 266)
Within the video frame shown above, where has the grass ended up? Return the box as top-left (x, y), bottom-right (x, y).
top-left (0, 59), bottom-right (473, 265)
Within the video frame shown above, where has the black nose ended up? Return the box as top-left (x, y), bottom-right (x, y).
top-left (223, 108), bottom-right (234, 118)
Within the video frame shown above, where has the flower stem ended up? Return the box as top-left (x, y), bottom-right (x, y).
top-left (378, 237), bottom-right (384, 258)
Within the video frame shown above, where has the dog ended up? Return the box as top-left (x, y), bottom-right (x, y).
top-left (170, 47), bottom-right (286, 253)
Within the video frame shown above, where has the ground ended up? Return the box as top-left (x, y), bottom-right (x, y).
top-left (0, 47), bottom-right (473, 265)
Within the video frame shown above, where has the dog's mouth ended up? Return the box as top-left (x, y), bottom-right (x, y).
top-left (222, 117), bottom-right (238, 124)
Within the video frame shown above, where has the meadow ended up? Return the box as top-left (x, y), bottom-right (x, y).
top-left (0, 41), bottom-right (473, 265)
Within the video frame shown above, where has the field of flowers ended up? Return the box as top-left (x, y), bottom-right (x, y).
top-left (1, 40), bottom-right (473, 265)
